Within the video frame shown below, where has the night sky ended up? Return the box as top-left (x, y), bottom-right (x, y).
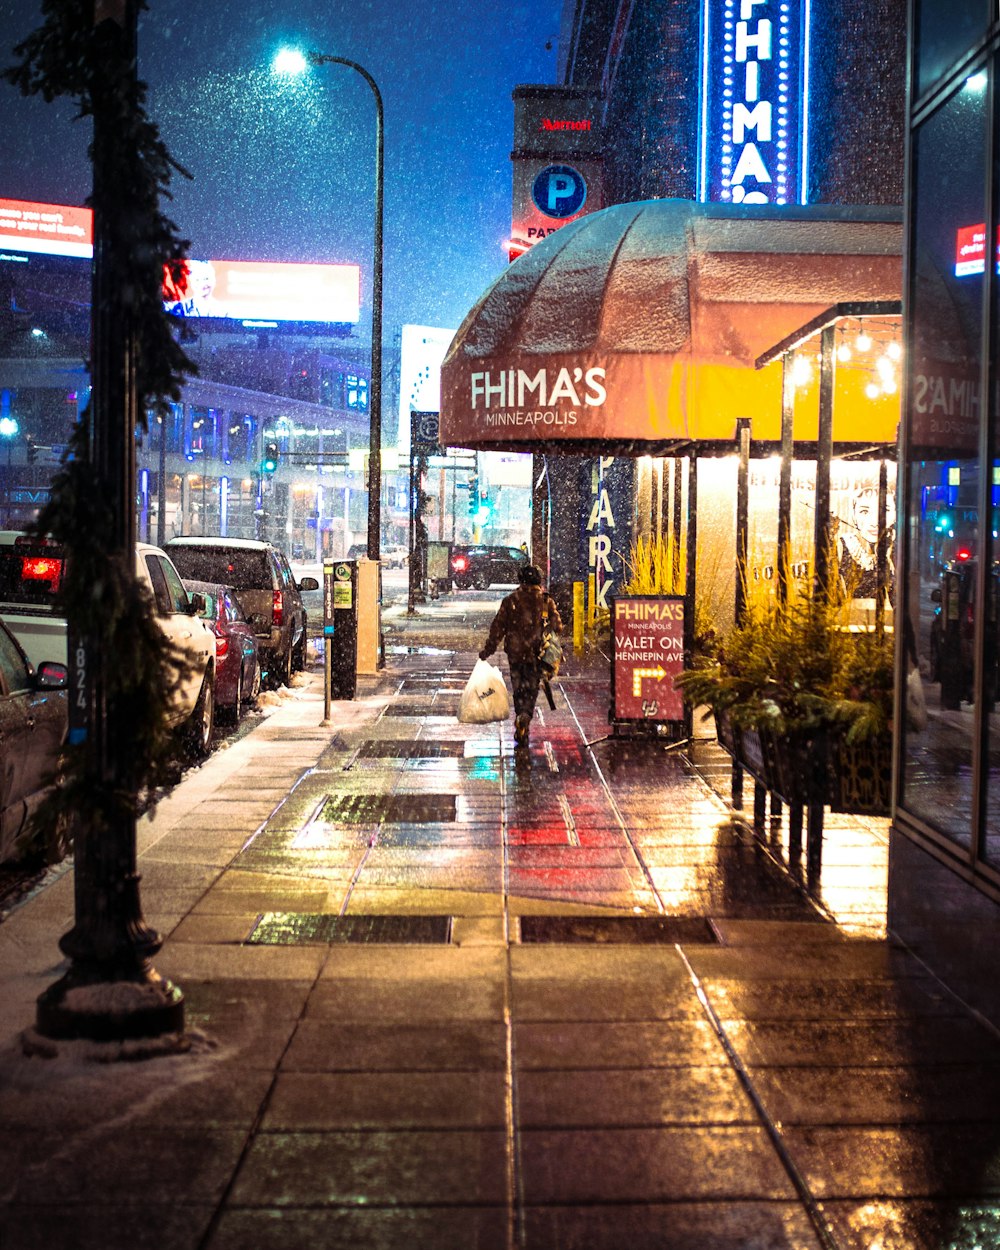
top-left (1, 0), bottom-right (562, 337)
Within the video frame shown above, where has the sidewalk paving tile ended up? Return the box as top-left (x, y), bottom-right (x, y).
top-left (522, 1202), bottom-right (824, 1250)
top-left (230, 1128), bottom-right (509, 1207)
top-left (262, 1070), bottom-right (506, 1129)
top-left (206, 1207), bottom-right (509, 1250)
top-left (519, 1126), bottom-right (798, 1202)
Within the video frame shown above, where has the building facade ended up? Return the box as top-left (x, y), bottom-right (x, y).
top-left (891, 1), bottom-right (1000, 1025)
top-left (508, 0), bottom-right (908, 618)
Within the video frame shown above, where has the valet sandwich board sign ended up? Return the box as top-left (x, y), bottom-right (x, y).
top-left (610, 595), bottom-right (685, 726)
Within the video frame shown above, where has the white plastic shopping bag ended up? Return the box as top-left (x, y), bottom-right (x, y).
top-left (458, 658), bottom-right (510, 724)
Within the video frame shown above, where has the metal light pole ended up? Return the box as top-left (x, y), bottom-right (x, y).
top-left (35, 0), bottom-right (183, 1042)
top-left (307, 52), bottom-right (383, 563)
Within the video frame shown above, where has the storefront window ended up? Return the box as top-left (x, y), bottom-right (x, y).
top-left (188, 407), bottom-right (217, 461)
top-left (165, 403), bottom-right (184, 454)
top-left (982, 55), bottom-right (1000, 869)
top-left (902, 70), bottom-right (988, 847)
top-left (225, 414), bottom-right (254, 464)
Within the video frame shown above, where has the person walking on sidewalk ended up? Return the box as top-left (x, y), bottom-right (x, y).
top-left (479, 564), bottom-right (562, 749)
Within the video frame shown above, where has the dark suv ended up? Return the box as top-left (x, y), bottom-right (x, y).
top-left (450, 544), bottom-right (529, 590)
top-left (165, 538), bottom-right (318, 687)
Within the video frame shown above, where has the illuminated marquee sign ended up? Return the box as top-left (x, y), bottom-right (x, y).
top-left (698, 0), bottom-right (810, 205)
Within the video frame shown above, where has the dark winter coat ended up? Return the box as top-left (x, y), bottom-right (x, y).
top-left (481, 584), bottom-right (562, 666)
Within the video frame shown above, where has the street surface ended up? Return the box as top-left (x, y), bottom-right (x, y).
top-left (1, 599), bottom-right (997, 1250)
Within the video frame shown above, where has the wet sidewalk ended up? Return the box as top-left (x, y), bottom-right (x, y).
top-left (2, 605), bottom-right (1000, 1250)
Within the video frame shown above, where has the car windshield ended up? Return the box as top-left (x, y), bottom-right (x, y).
top-left (169, 547), bottom-right (271, 590)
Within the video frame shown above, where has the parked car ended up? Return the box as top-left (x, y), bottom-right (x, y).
top-left (136, 543), bottom-right (218, 756)
top-left (0, 615), bottom-right (68, 863)
top-left (165, 538), bottom-right (318, 688)
top-left (381, 545), bottom-right (409, 568)
top-left (182, 579), bottom-right (261, 724)
top-left (0, 534), bottom-right (217, 758)
top-left (449, 544), bottom-right (529, 590)
top-left (0, 531), bottom-right (67, 670)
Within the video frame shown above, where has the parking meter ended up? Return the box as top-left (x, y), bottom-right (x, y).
top-left (323, 559), bottom-right (357, 706)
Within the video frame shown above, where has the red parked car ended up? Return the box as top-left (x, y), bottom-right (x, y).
top-left (183, 580), bottom-right (261, 724)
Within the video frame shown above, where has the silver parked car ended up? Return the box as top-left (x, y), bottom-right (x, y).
top-left (165, 538), bottom-right (318, 688)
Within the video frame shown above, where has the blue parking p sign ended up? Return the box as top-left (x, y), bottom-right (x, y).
top-left (532, 164), bottom-right (587, 219)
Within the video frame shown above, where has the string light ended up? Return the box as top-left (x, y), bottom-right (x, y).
top-left (791, 355), bottom-right (813, 387)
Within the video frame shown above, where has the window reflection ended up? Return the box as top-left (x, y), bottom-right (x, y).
top-left (902, 72), bottom-right (988, 847)
top-left (915, 0), bottom-right (989, 98)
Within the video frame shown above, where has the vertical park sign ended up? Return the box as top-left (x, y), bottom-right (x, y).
top-left (611, 596), bottom-right (686, 726)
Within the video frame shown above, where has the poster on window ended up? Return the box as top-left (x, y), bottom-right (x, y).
top-left (740, 459), bottom-right (897, 607)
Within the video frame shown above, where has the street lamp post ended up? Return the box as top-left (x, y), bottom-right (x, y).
top-left (306, 51), bottom-right (383, 564)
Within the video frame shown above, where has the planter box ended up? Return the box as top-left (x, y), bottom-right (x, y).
top-left (714, 706), bottom-right (891, 816)
top-left (827, 732), bottom-right (892, 815)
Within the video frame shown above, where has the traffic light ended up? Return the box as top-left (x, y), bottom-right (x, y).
top-left (262, 441), bottom-right (279, 475)
top-left (468, 473), bottom-right (479, 516)
top-left (25, 436), bottom-right (37, 464)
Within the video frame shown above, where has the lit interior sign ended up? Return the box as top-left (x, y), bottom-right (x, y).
top-left (162, 258), bottom-right (360, 324)
top-left (954, 223), bottom-right (1000, 277)
top-left (698, 0), bottom-right (810, 205)
top-left (0, 197), bottom-right (93, 258)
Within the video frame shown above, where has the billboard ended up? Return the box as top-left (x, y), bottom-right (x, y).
top-left (162, 258), bottom-right (360, 326)
top-left (0, 197), bottom-right (93, 259)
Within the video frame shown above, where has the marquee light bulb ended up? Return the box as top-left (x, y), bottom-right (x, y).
top-left (865, 381), bottom-right (881, 400)
top-left (791, 356), bottom-right (812, 386)
top-left (887, 341), bottom-right (902, 360)
top-left (856, 332), bottom-right (873, 352)
top-left (837, 343), bottom-right (852, 362)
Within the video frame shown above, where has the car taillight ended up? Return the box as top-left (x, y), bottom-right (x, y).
top-left (452, 555), bottom-right (467, 572)
top-left (20, 556), bottom-right (63, 590)
top-left (272, 589), bottom-right (284, 627)
top-left (214, 625), bottom-right (229, 660)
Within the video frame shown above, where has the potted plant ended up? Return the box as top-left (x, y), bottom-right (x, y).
top-left (675, 583), bottom-right (894, 814)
